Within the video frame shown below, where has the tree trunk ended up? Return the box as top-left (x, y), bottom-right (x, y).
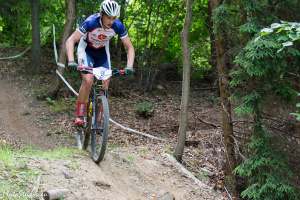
top-left (211, 0), bottom-right (238, 198)
top-left (58, 0), bottom-right (76, 73)
top-left (47, 0), bottom-right (76, 98)
top-left (207, 0), bottom-right (217, 81)
top-left (174, 0), bottom-right (193, 163)
top-left (30, 0), bottom-right (41, 74)
top-left (114, 0), bottom-right (126, 64)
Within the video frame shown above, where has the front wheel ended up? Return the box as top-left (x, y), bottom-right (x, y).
top-left (91, 95), bottom-right (109, 163)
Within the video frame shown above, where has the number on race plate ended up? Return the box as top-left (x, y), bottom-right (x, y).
top-left (92, 67), bottom-right (112, 80)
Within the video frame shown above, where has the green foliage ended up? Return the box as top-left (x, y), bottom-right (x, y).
top-left (234, 127), bottom-right (298, 200)
top-left (124, 0), bottom-right (211, 78)
top-left (40, 0), bottom-right (66, 45)
top-left (0, 1), bottom-right (31, 46)
top-left (0, 0), bottom-right (65, 46)
top-left (134, 101), bottom-right (154, 118)
top-left (231, 20), bottom-right (300, 199)
top-left (257, 21), bottom-right (300, 52)
top-left (0, 16), bottom-right (4, 32)
top-left (232, 23), bottom-right (300, 104)
top-left (191, 41), bottom-right (211, 79)
top-left (125, 0), bottom-right (185, 62)
top-left (212, 4), bottom-right (237, 34)
top-left (190, 0), bottom-right (211, 77)
top-left (0, 0), bottom-right (212, 80)
top-left (291, 93), bottom-right (300, 121)
top-left (233, 91), bottom-right (260, 116)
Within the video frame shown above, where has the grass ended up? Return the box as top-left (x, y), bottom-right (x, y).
top-left (0, 144), bottom-right (82, 199)
top-left (125, 154), bottom-right (135, 164)
top-left (19, 146), bottom-right (82, 160)
top-left (0, 145), bottom-right (40, 200)
top-left (163, 143), bottom-right (173, 154)
top-left (107, 143), bottom-right (120, 151)
top-left (196, 170), bottom-right (210, 183)
top-left (47, 97), bottom-right (75, 113)
top-left (65, 161), bottom-right (81, 170)
top-left (0, 144), bottom-right (13, 166)
top-left (139, 147), bottom-right (149, 157)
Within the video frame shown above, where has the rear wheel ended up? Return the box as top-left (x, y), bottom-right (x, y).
top-left (91, 95), bottom-right (109, 163)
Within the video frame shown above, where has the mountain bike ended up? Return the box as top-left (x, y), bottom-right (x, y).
top-left (75, 66), bottom-right (130, 163)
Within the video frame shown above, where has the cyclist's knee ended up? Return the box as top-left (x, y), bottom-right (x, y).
top-left (82, 74), bottom-right (94, 88)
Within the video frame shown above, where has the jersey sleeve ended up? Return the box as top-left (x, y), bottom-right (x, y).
top-left (77, 14), bottom-right (98, 35)
top-left (113, 20), bottom-right (128, 39)
top-left (78, 20), bottom-right (91, 35)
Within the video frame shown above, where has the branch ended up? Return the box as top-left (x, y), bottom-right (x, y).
top-left (229, 135), bottom-right (247, 161)
top-left (163, 153), bottom-right (213, 190)
top-left (191, 110), bottom-right (220, 128)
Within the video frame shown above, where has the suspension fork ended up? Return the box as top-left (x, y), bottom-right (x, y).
top-left (92, 85), bottom-right (108, 130)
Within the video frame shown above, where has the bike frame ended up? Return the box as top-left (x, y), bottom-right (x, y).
top-left (76, 66), bottom-right (130, 163)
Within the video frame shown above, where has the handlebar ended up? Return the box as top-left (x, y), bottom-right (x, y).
top-left (76, 66), bottom-right (133, 78)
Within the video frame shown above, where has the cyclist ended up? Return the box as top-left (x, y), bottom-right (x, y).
top-left (66, 0), bottom-right (135, 126)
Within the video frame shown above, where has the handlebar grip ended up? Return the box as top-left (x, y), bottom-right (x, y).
top-left (68, 62), bottom-right (78, 69)
top-left (112, 69), bottom-right (125, 76)
top-left (112, 68), bottom-right (134, 77)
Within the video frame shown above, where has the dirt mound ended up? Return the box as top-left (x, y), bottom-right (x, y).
top-left (0, 79), bottom-right (225, 199)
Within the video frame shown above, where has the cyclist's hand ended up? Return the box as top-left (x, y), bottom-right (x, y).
top-left (112, 68), bottom-right (121, 76)
top-left (68, 61), bottom-right (78, 70)
top-left (125, 67), bottom-right (134, 76)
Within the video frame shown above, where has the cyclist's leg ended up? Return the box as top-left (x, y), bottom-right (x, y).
top-left (78, 74), bottom-right (94, 102)
top-left (75, 45), bottom-right (94, 126)
top-left (75, 73), bottom-right (94, 126)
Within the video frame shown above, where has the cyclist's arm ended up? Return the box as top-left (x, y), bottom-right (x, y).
top-left (121, 36), bottom-right (135, 69)
top-left (66, 30), bottom-right (82, 62)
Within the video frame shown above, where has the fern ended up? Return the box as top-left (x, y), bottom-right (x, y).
top-left (232, 21), bottom-right (300, 199)
top-left (234, 127), bottom-right (298, 200)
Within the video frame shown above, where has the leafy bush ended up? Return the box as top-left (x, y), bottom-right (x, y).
top-left (234, 127), bottom-right (298, 200)
top-left (232, 21), bottom-right (300, 200)
top-left (134, 101), bottom-right (154, 118)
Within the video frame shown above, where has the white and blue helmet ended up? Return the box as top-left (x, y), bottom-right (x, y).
top-left (100, 0), bottom-right (120, 17)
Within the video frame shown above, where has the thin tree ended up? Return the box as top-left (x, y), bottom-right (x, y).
top-left (30, 0), bottom-right (41, 74)
top-left (174, 0), bottom-right (193, 162)
top-left (211, 0), bottom-right (238, 198)
top-left (48, 0), bottom-right (76, 98)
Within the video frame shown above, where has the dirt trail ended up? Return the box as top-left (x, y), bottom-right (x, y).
top-left (0, 79), bottom-right (55, 149)
top-left (34, 147), bottom-right (222, 200)
top-left (0, 79), bottom-right (225, 200)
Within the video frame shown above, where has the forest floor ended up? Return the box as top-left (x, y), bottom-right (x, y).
top-left (0, 48), bottom-right (227, 200)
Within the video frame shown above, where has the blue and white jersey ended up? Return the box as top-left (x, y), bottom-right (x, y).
top-left (77, 13), bottom-right (128, 49)
top-left (76, 13), bottom-right (128, 69)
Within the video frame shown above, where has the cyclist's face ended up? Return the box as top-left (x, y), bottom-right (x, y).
top-left (102, 14), bottom-right (117, 29)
